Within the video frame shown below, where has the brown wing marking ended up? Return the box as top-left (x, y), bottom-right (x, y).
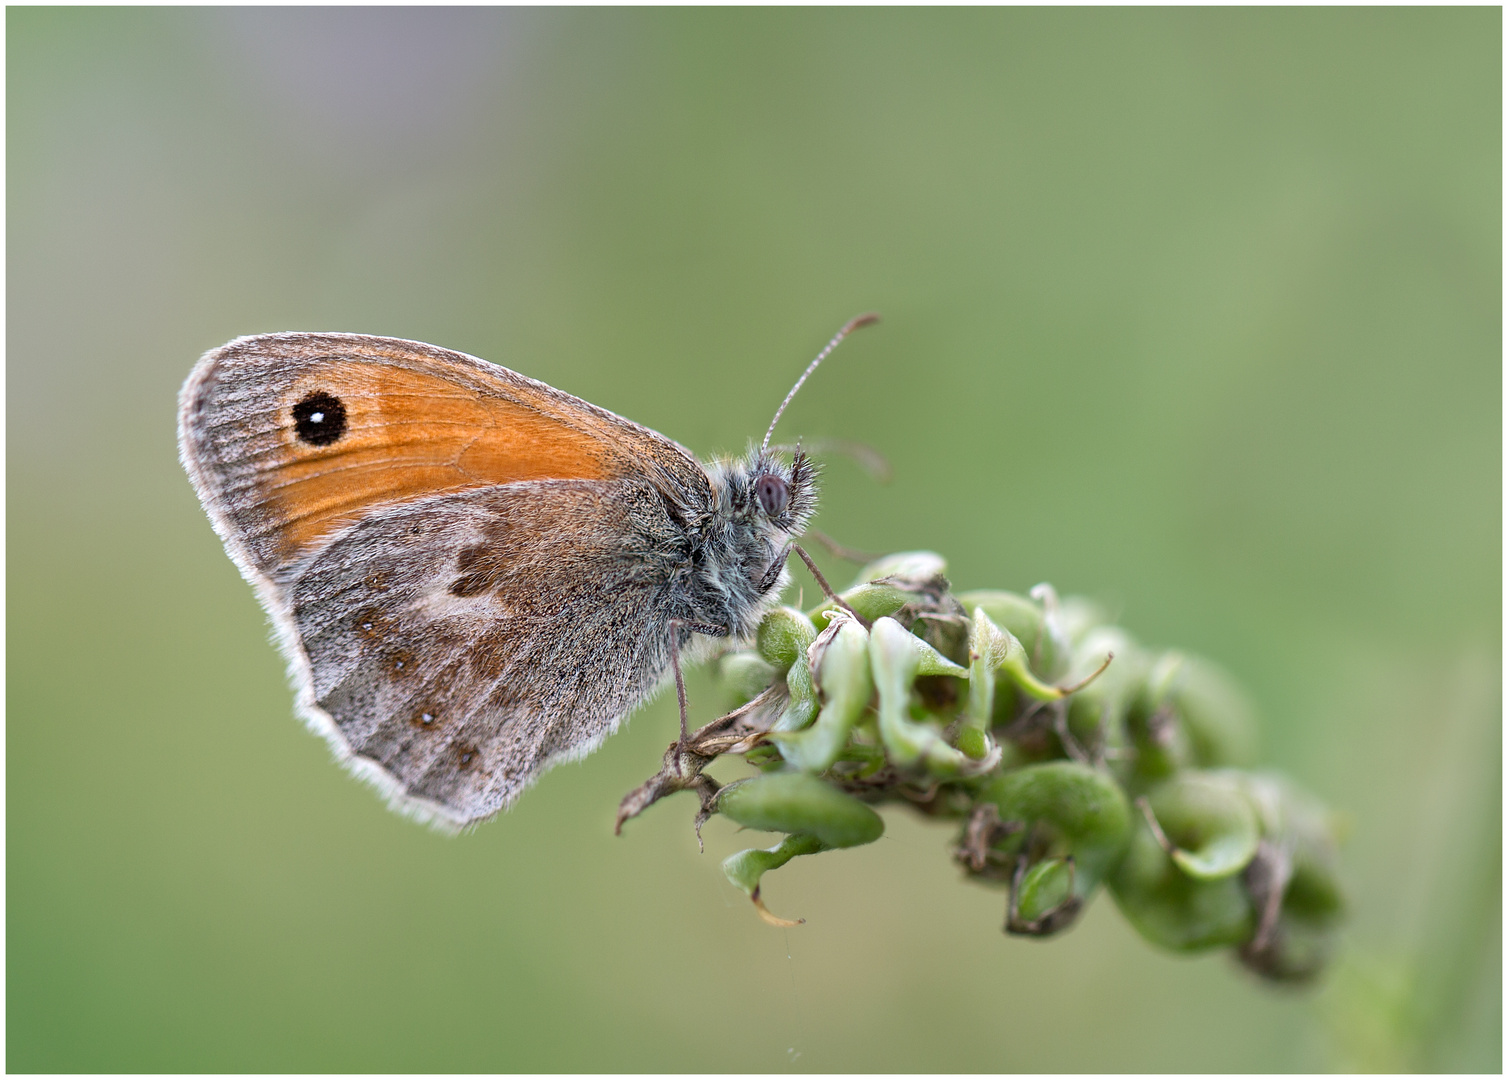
top-left (289, 481), bottom-right (681, 827)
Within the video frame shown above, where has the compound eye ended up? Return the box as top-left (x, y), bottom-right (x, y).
top-left (755, 474), bottom-right (790, 516)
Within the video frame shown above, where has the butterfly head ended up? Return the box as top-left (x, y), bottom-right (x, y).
top-left (716, 445), bottom-right (818, 539)
top-left (690, 447), bottom-right (817, 638)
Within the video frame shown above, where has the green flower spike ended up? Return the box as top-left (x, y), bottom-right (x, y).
top-left (618, 550), bottom-right (1343, 982)
top-left (716, 772), bottom-right (885, 925)
top-left (868, 616), bottom-right (974, 774)
top-left (771, 612), bottom-right (874, 773)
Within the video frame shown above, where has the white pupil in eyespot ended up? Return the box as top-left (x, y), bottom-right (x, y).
top-left (309, 411), bottom-right (324, 424)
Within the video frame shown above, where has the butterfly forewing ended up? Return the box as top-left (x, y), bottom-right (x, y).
top-left (178, 333), bottom-right (708, 573)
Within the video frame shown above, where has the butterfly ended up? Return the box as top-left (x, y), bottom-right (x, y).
top-left (177, 316), bottom-right (875, 829)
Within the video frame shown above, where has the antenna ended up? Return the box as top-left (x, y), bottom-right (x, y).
top-left (760, 312), bottom-right (880, 454)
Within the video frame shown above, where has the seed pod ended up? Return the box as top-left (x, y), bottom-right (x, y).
top-left (1223, 770), bottom-right (1342, 892)
top-left (1009, 856), bottom-right (1082, 935)
top-left (716, 771), bottom-right (884, 849)
top-left (1130, 653), bottom-right (1258, 778)
top-left (1167, 656), bottom-right (1259, 768)
top-left (1054, 626), bottom-right (1141, 764)
top-left (1109, 812), bottom-right (1256, 951)
top-left (970, 606), bottom-right (1067, 703)
top-left (973, 761), bottom-right (1132, 935)
top-left (807, 551), bottom-right (951, 629)
top-left (1054, 593), bottom-right (1109, 648)
top-left (721, 832), bottom-right (829, 925)
top-left (1141, 772), bottom-right (1261, 880)
top-left (868, 616), bottom-right (972, 773)
top-left (958, 589), bottom-right (1066, 680)
top-left (852, 550), bottom-right (948, 584)
top-left (1220, 770), bottom-right (1345, 981)
top-left (959, 608), bottom-right (1005, 760)
top-left (756, 605), bottom-right (818, 670)
top-left (772, 612), bottom-right (873, 773)
top-left (721, 832), bottom-right (827, 895)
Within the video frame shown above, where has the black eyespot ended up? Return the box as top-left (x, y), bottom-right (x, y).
top-left (292, 391), bottom-right (347, 446)
top-left (755, 474), bottom-right (790, 516)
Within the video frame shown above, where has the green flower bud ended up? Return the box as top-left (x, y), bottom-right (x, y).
top-left (722, 832), bottom-right (827, 895)
top-left (721, 833), bottom-right (828, 925)
top-left (1123, 652), bottom-right (1194, 784)
top-left (811, 580), bottom-right (914, 627)
top-left (1055, 593), bottom-right (1109, 647)
top-left (756, 606), bottom-right (818, 669)
top-left (1059, 626), bottom-right (1144, 763)
top-left (1169, 656), bottom-right (1259, 767)
top-left (1238, 915), bottom-right (1332, 982)
top-left (718, 651), bottom-right (777, 707)
top-left (810, 552), bottom-right (950, 629)
top-left (772, 614), bottom-right (874, 773)
top-left (961, 608), bottom-right (1005, 756)
top-left (1219, 770), bottom-right (1345, 981)
top-left (1222, 771), bottom-right (1343, 901)
top-left (756, 607), bottom-right (819, 733)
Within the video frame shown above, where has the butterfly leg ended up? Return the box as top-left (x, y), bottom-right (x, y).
top-left (791, 544), bottom-right (869, 627)
top-left (759, 543), bottom-right (794, 592)
top-left (669, 619), bottom-right (729, 745)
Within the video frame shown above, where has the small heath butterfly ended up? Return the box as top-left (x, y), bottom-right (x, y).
top-left (178, 316), bottom-right (876, 829)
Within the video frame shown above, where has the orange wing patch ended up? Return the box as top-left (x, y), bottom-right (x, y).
top-left (263, 361), bottom-right (611, 557)
top-left (181, 332), bottom-right (707, 578)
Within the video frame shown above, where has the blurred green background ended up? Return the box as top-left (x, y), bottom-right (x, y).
top-left (8, 8), bottom-right (1500, 1072)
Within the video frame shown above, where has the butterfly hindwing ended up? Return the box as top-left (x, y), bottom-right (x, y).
top-left (290, 480), bottom-right (688, 827)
